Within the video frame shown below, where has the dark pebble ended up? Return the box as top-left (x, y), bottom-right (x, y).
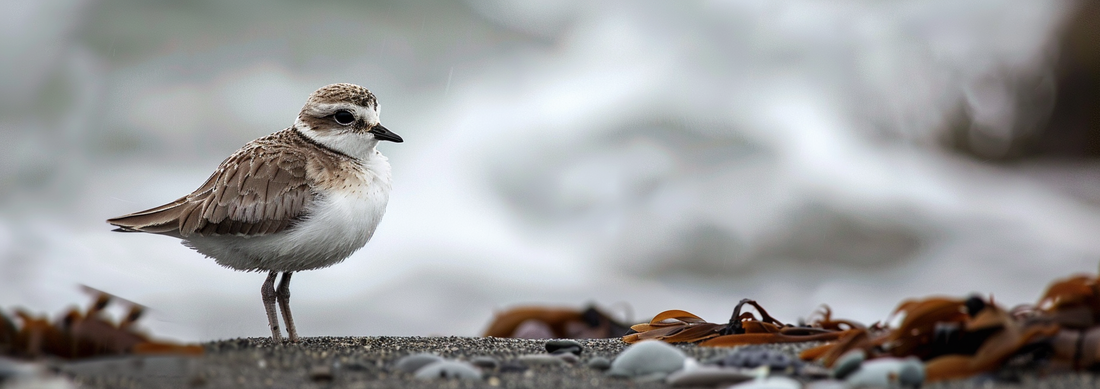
top-left (587, 357), bottom-right (611, 371)
top-left (546, 339), bottom-right (584, 356)
top-left (831, 350), bottom-right (864, 379)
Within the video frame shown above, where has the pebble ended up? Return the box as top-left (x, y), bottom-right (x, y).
top-left (727, 375), bottom-right (803, 389)
top-left (556, 353), bottom-right (579, 364)
top-left (805, 379), bottom-right (850, 389)
top-left (413, 360), bottom-right (482, 380)
top-left (546, 339), bottom-right (584, 356)
top-left (498, 362), bottom-right (528, 373)
top-left (471, 356), bottom-right (500, 370)
top-left (307, 365), bottom-right (333, 381)
top-left (607, 340), bottom-right (687, 379)
top-left (587, 357), bottom-right (611, 371)
top-left (665, 365), bottom-right (753, 387)
top-left (720, 346), bottom-right (802, 371)
top-left (845, 357), bottom-right (923, 388)
top-left (830, 350), bottom-right (865, 379)
top-left (394, 353), bottom-right (444, 373)
top-left (517, 354), bottom-right (567, 366)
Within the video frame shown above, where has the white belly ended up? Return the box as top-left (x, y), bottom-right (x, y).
top-left (185, 172), bottom-right (391, 272)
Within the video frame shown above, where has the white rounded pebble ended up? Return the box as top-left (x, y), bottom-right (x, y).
top-left (413, 361), bottom-right (482, 381)
top-left (845, 357), bottom-right (923, 388)
top-left (607, 340), bottom-right (687, 379)
top-left (726, 376), bottom-right (803, 389)
top-left (395, 353), bottom-right (444, 373)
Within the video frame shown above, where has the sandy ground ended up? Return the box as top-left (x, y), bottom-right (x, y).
top-left (50, 337), bottom-right (1098, 389)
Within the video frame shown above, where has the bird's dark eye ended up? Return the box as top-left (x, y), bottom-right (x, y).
top-left (333, 110), bottom-right (355, 125)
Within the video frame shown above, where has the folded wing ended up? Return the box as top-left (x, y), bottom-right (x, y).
top-left (107, 145), bottom-right (313, 237)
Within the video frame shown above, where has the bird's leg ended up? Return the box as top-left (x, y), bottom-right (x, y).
top-left (276, 272), bottom-right (299, 343)
top-left (261, 271), bottom-right (283, 343)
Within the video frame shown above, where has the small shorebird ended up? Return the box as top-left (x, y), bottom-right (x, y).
top-left (108, 83), bottom-right (402, 342)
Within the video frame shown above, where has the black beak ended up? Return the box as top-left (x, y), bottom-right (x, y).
top-left (369, 124), bottom-right (403, 143)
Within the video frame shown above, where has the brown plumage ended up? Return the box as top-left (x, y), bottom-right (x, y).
top-left (107, 128), bottom-right (352, 237)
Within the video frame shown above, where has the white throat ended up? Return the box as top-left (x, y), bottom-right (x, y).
top-left (294, 120), bottom-right (380, 161)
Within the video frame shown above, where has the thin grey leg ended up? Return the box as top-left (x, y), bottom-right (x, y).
top-left (261, 271), bottom-right (283, 343)
top-left (276, 272), bottom-right (299, 343)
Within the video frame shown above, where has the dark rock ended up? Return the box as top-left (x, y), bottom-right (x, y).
top-left (831, 350), bottom-right (865, 379)
top-left (587, 357), bottom-right (611, 371)
top-left (546, 339), bottom-right (584, 356)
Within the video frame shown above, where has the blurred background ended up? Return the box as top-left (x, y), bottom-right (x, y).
top-left (2, 0), bottom-right (1100, 341)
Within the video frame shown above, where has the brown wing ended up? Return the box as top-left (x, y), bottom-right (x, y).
top-left (108, 143), bottom-right (313, 237)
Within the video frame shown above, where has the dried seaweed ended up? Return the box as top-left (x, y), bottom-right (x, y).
top-left (483, 304), bottom-right (631, 339)
top-left (0, 288), bottom-right (203, 360)
top-left (623, 299), bottom-right (854, 346)
top-left (612, 273), bottom-right (1100, 382)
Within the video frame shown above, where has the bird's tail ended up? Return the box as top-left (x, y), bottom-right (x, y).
top-left (107, 198), bottom-right (189, 235)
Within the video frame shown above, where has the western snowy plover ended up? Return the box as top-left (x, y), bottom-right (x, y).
top-left (108, 83), bottom-right (402, 342)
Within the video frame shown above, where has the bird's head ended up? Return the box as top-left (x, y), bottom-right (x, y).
top-left (294, 83), bottom-right (403, 158)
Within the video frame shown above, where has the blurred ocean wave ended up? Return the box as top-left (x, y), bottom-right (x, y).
top-left (1, 0), bottom-right (1098, 341)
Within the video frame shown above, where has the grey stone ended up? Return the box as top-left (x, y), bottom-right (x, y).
top-left (471, 356), bottom-right (499, 370)
top-left (394, 353), bottom-right (444, 373)
top-left (587, 357), bottom-right (611, 371)
top-left (845, 357), bottom-right (924, 388)
top-left (517, 354), bottom-right (567, 366)
top-left (308, 365), bottom-right (333, 381)
top-left (665, 365), bottom-right (753, 387)
top-left (413, 360), bottom-right (482, 381)
top-left (805, 379), bottom-right (851, 389)
top-left (607, 340), bottom-right (687, 379)
top-left (831, 350), bottom-right (865, 379)
top-left (556, 352), bottom-right (579, 364)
